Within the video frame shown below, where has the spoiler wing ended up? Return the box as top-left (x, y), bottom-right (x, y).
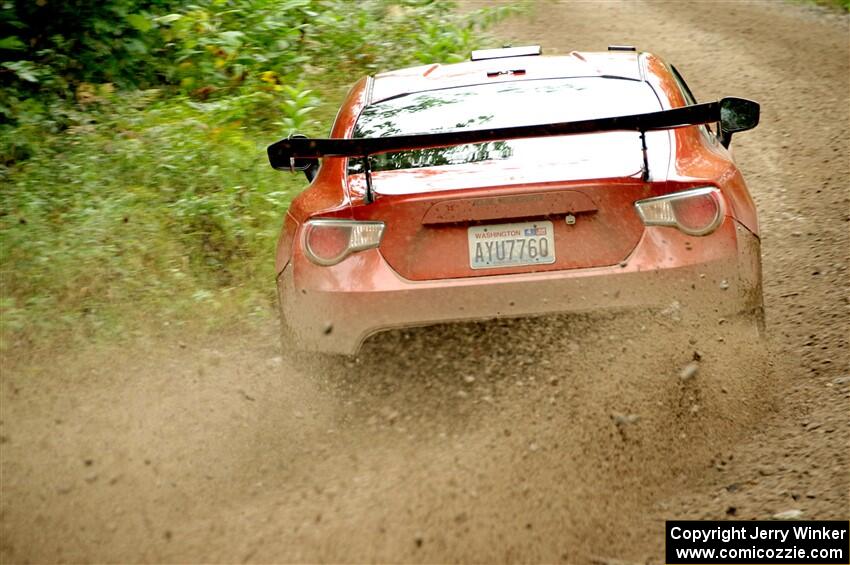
top-left (267, 97), bottom-right (759, 171)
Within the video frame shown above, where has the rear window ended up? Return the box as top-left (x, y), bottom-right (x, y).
top-left (349, 77), bottom-right (662, 174)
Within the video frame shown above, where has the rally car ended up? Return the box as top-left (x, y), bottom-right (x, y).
top-left (268, 45), bottom-right (763, 355)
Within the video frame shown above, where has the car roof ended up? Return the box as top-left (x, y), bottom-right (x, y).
top-left (370, 51), bottom-right (645, 103)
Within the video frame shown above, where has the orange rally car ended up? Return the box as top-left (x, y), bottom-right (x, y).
top-left (267, 45), bottom-right (763, 355)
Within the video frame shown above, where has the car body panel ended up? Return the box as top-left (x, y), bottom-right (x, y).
top-left (279, 219), bottom-right (762, 354)
top-left (370, 51), bottom-right (643, 103)
top-left (345, 178), bottom-right (671, 281)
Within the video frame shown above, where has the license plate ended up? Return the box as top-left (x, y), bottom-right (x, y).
top-left (468, 220), bottom-right (556, 269)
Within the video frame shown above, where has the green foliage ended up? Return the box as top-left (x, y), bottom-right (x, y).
top-left (1, 0), bottom-right (175, 105)
top-left (0, 0), bottom-right (521, 347)
top-left (793, 0), bottom-right (850, 11)
top-left (152, 0), bottom-right (519, 93)
top-left (0, 91), bottom-right (305, 344)
top-left (1, 0), bottom-right (519, 128)
top-left (1, 0), bottom-right (519, 160)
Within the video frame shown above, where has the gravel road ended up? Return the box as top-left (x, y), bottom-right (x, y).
top-left (1, 1), bottom-right (847, 563)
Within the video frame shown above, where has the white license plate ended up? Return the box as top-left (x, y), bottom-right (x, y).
top-left (468, 220), bottom-right (556, 269)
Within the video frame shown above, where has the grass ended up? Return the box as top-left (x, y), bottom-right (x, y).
top-left (0, 2), bottom-right (526, 353)
top-left (0, 90), bottom-right (337, 350)
top-left (795, 0), bottom-right (850, 11)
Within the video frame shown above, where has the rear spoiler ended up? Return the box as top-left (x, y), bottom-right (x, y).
top-left (267, 96), bottom-right (759, 200)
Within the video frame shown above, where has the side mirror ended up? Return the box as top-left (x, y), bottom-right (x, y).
top-left (287, 133), bottom-right (320, 181)
top-left (718, 97), bottom-right (760, 148)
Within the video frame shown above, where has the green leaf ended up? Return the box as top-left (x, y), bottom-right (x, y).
top-left (155, 14), bottom-right (183, 24)
top-left (126, 14), bottom-right (153, 33)
top-left (0, 36), bottom-right (26, 51)
top-left (3, 61), bottom-right (39, 83)
top-left (218, 31), bottom-right (245, 46)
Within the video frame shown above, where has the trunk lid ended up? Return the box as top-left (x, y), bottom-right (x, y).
top-left (350, 160), bottom-right (653, 281)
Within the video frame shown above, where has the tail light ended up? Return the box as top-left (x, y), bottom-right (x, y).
top-left (634, 187), bottom-right (725, 236)
top-left (302, 219), bottom-right (385, 266)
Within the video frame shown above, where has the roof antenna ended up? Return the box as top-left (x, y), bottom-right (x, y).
top-left (639, 130), bottom-right (650, 182)
top-left (363, 155), bottom-right (375, 204)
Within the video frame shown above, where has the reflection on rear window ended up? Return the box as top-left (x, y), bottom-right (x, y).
top-left (349, 77), bottom-right (661, 173)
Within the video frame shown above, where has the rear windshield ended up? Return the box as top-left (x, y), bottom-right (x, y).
top-left (349, 77), bottom-right (662, 174)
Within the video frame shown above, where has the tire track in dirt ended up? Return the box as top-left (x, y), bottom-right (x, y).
top-left (0, 314), bottom-right (774, 563)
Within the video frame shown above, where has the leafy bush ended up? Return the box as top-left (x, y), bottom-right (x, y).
top-left (0, 90), bottom-right (295, 342)
top-left (2, 0), bottom-right (518, 163)
top-left (142, 0), bottom-right (519, 94)
top-left (0, 0), bottom-right (521, 348)
top-left (1, 0), bottom-right (174, 121)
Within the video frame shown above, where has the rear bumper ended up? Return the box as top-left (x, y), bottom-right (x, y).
top-left (277, 218), bottom-right (763, 355)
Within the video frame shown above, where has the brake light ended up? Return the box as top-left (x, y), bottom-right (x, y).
top-left (302, 219), bottom-right (385, 266)
top-left (634, 187), bottom-right (724, 236)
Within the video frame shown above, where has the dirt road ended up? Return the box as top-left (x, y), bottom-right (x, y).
top-left (2, 1), bottom-right (848, 563)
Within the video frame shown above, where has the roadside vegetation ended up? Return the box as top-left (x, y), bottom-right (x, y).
top-left (812, 0), bottom-right (850, 11)
top-left (0, 0), bottom-right (520, 350)
top-left (795, 0), bottom-right (850, 11)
